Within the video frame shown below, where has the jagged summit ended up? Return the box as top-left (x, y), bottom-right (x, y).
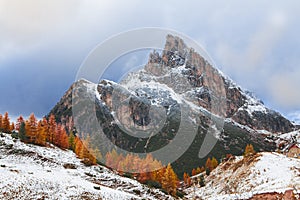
top-left (121, 34), bottom-right (294, 133)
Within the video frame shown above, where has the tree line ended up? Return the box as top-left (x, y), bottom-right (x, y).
top-left (0, 112), bottom-right (97, 166)
top-left (182, 156), bottom-right (219, 187)
top-left (182, 144), bottom-right (256, 187)
top-left (0, 112), bottom-right (179, 195)
top-left (105, 149), bottom-right (179, 195)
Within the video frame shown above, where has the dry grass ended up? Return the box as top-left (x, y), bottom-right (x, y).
top-left (231, 153), bottom-right (261, 172)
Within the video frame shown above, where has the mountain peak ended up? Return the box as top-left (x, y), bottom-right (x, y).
top-left (144, 35), bottom-right (294, 133)
top-left (164, 34), bottom-right (188, 56)
top-left (49, 34), bottom-right (294, 177)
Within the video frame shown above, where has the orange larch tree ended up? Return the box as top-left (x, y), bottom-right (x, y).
top-left (183, 172), bottom-right (191, 187)
top-left (26, 113), bottom-right (38, 143)
top-left (187, 175), bottom-right (191, 186)
top-left (244, 144), bottom-right (255, 157)
top-left (183, 172), bottom-right (188, 185)
top-left (161, 163), bottom-right (178, 195)
top-left (0, 114), bottom-right (2, 130)
top-left (60, 126), bottom-right (69, 149)
top-left (36, 120), bottom-right (46, 146)
top-left (10, 122), bottom-right (15, 132)
top-left (118, 153), bottom-right (132, 174)
top-left (137, 154), bottom-right (158, 182)
top-left (75, 136), bottom-right (83, 158)
top-left (41, 118), bottom-right (49, 145)
top-left (48, 114), bottom-right (56, 143)
top-left (211, 157), bottom-right (219, 170)
top-left (54, 124), bottom-right (62, 147)
top-left (78, 135), bottom-right (96, 166)
top-left (205, 157), bottom-right (212, 172)
top-left (192, 168), bottom-right (197, 176)
top-left (200, 166), bottom-right (205, 173)
top-left (105, 149), bottom-right (119, 169)
top-left (2, 112), bottom-right (11, 133)
top-left (196, 166), bottom-right (204, 174)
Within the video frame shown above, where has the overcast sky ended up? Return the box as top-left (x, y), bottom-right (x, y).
top-left (0, 0), bottom-right (300, 123)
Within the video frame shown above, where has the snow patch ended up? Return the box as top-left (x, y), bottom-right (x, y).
top-left (185, 152), bottom-right (300, 199)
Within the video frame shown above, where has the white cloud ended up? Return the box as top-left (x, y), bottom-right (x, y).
top-left (0, 0), bottom-right (81, 62)
top-left (245, 11), bottom-right (287, 69)
top-left (0, 0), bottom-right (132, 63)
top-left (212, 7), bottom-right (300, 112)
top-left (268, 70), bottom-right (300, 108)
top-left (0, 0), bottom-right (300, 118)
top-left (216, 11), bottom-right (287, 73)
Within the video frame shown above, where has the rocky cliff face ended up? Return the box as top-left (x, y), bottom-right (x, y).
top-left (49, 34), bottom-right (294, 176)
top-left (145, 34), bottom-right (294, 133)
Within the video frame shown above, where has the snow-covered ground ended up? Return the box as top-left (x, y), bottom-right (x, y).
top-left (279, 130), bottom-right (300, 143)
top-left (0, 133), bottom-right (173, 200)
top-left (185, 152), bottom-right (300, 200)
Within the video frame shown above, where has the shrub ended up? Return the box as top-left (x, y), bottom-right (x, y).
top-left (199, 174), bottom-right (205, 187)
top-left (145, 180), bottom-right (162, 189)
top-left (176, 190), bottom-right (185, 198)
top-left (133, 189), bottom-right (141, 195)
top-left (123, 172), bottom-right (133, 179)
top-left (205, 168), bottom-right (210, 176)
top-left (11, 131), bottom-right (19, 139)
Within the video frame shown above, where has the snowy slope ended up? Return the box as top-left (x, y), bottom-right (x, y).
top-left (278, 130), bottom-right (300, 143)
top-left (185, 152), bottom-right (300, 200)
top-left (0, 133), bottom-right (173, 200)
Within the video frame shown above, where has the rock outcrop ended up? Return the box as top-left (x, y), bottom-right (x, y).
top-left (145, 34), bottom-right (294, 133)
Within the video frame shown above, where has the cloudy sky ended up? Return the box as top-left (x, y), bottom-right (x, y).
top-left (0, 0), bottom-right (300, 123)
